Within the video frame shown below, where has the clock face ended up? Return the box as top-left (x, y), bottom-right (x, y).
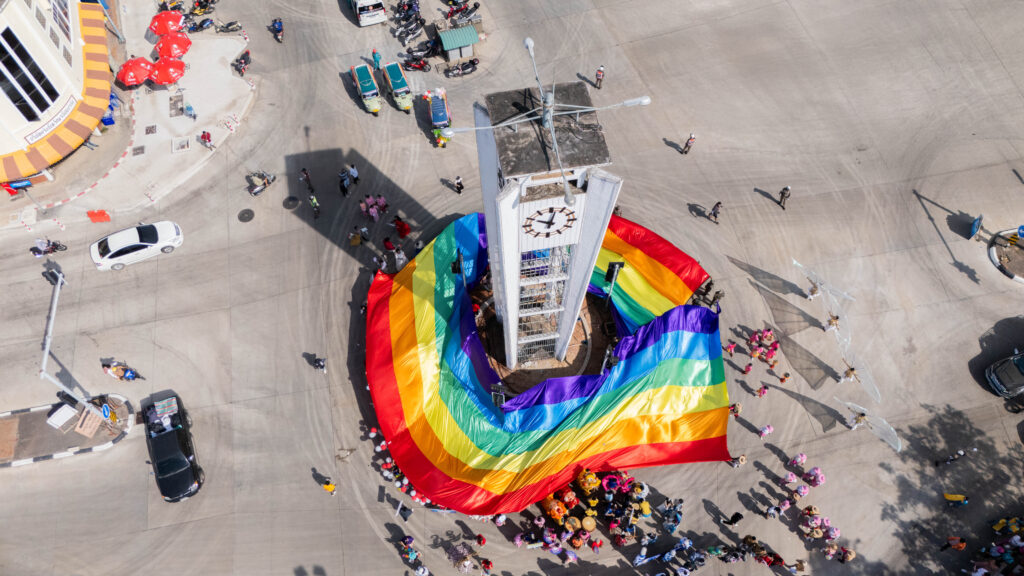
top-left (522, 206), bottom-right (577, 238)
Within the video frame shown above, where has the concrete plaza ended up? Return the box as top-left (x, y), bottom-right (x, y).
top-left (0, 0), bottom-right (1023, 574)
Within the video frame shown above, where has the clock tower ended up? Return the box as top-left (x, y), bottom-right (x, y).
top-left (474, 81), bottom-right (622, 369)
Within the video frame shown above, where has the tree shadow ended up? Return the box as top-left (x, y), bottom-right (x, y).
top-left (877, 404), bottom-right (1024, 574)
top-left (775, 330), bottom-right (838, 391)
top-left (773, 385), bottom-right (845, 433)
top-left (727, 256), bottom-right (803, 297)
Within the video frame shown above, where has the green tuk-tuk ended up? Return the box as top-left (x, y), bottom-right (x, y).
top-left (382, 62), bottom-right (413, 113)
top-left (350, 63), bottom-right (382, 116)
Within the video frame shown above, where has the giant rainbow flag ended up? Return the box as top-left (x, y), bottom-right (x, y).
top-left (365, 213), bottom-right (730, 514)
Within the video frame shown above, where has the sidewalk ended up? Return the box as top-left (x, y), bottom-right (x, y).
top-left (3, 6), bottom-right (256, 232)
top-left (0, 394), bottom-right (133, 467)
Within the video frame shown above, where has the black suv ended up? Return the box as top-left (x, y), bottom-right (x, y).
top-left (142, 394), bottom-right (203, 502)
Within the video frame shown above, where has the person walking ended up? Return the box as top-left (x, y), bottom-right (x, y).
top-left (681, 133), bottom-right (695, 154)
top-left (709, 201), bottom-right (722, 224)
top-left (454, 175), bottom-right (464, 194)
top-left (372, 48), bottom-right (382, 70)
top-left (720, 512), bottom-right (744, 526)
top-left (313, 356), bottom-right (327, 373)
top-left (729, 403), bottom-right (742, 418)
top-left (348, 164), bottom-right (360, 185)
top-left (727, 454), bottom-right (747, 468)
top-left (321, 477), bottom-right (336, 495)
top-left (348, 227), bottom-right (363, 247)
top-left (743, 363), bottom-right (753, 374)
top-left (759, 424), bottom-right (774, 439)
top-left (392, 216), bottom-right (411, 239)
top-left (595, 65), bottom-right (604, 89)
top-left (724, 341), bottom-right (737, 357)
top-left (338, 170), bottom-right (351, 197)
top-left (300, 168), bottom-right (312, 191)
top-left (199, 130), bottom-right (214, 150)
top-left (848, 412), bottom-right (868, 430)
top-left (757, 384), bottom-right (770, 398)
top-left (309, 193), bottom-right (321, 220)
top-left (940, 536), bottom-right (967, 551)
top-left (383, 237), bottom-right (396, 252)
top-left (764, 505), bottom-right (782, 519)
top-left (778, 186), bottom-right (791, 209)
top-left (375, 194), bottom-right (389, 214)
top-left (824, 313), bottom-right (840, 332)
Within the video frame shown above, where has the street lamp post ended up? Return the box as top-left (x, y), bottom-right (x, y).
top-left (38, 271), bottom-right (106, 422)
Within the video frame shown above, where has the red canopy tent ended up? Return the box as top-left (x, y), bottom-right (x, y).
top-left (156, 32), bottom-right (191, 59)
top-left (149, 58), bottom-right (185, 85)
top-left (149, 11), bottom-right (184, 35)
top-left (116, 58), bottom-right (155, 86)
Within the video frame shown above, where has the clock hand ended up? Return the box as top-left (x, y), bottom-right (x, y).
top-left (541, 215), bottom-right (556, 228)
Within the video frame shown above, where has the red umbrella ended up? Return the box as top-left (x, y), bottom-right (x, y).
top-left (116, 58), bottom-right (154, 86)
top-left (149, 58), bottom-right (185, 85)
top-left (156, 32), bottom-right (191, 59)
top-left (149, 11), bottom-right (184, 35)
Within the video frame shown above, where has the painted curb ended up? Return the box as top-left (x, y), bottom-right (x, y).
top-left (0, 393), bottom-right (134, 469)
top-left (987, 229), bottom-right (1024, 285)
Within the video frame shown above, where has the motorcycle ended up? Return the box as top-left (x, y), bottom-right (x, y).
top-left (405, 39), bottom-right (437, 59)
top-left (397, 19), bottom-right (425, 47)
top-left (247, 170), bottom-right (275, 196)
top-left (445, 2), bottom-right (473, 19)
top-left (29, 238), bottom-right (67, 258)
top-left (444, 58), bottom-right (479, 78)
top-left (189, 0), bottom-right (214, 16)
top-left (393, 16), bottom-right (423, 37)
top-left (270, 18), bottom-right (283, 42)
top-left (103, 361), bottom-right (142, 382)
top-left (233, 49), bottom-right (251, 76)
top-left (184, 16), bottom-right (214, 32)
top-left (452, 2), bottom-right (480, 25)
top-left (158, 0), bottom-right (184, 12)
top-left (215, 20), bottom-right (241, 33)
top-left (401, 56), bottom-right (431, 72)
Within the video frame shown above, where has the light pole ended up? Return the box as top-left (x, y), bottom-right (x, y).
top-left (38, 271), bottom-right (106, 422)
top-left (440, 37), bottom-right (651, 206)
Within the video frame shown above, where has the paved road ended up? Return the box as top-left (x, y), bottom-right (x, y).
top-left (1, 0), bottom-right (1024, 574)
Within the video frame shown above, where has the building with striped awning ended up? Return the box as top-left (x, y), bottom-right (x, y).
top-left (0, 0), bottom-right (111, 183)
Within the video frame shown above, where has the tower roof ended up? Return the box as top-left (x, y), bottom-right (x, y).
top-left (484, 81), bottom-right (611, 179)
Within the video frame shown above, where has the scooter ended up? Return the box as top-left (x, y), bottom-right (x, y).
top-left (397, 20), bottom-right (424, 47)
top-left (393, 16), bottom-right (423, 37)
top-left (405, 39), bottom-right (437, 59)
top-left (158, 0), bottom-right (184, 12)
top-left (184, 16), bottom-right (214, 32)
top-left (445, 2), bottom-right (472, 19)
top-left (29, 238), bottom-right (67, 257)
top-left (402, 56), bottom-right (431, 72)
top-left (444, 58), bottom-right (479, 78)
top-left (103, 361), bottom-right (142, 382)
top-left (215, 20), bottom-right (241, 33)
top-left (189, 0), bottom-right (214, 16)
top-left (452, 2), bottom-right (480, 25)
top-left (247, 170), bottom-right (275, 196)
top-left (270, 18), bottom-right (283, 42)
top-left (233, 49), bottom-right (251, 76)
top-left (395, 0), bottom-right (419, 17)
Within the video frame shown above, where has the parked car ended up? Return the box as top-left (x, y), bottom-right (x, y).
top-left (143, 394), bottom-right (203, 502)
top-left (986, 349), bottom-right (1024, 397)
top-left (90, 221), bottom-right (183, 270)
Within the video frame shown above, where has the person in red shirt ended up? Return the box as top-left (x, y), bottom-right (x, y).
top-left (393, 216), bottom-right (411, 239)
top-left (383, 237), bottom-right (396, 252)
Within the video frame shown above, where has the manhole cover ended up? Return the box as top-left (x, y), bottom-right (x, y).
top-left (145, 125), bottom-right (157, 135)
top-left (238, 209), bottom-right (254, 222)
top-left (132, 146), bottom-right (145, 156)
top-left (283, 196), bottom-right (299, 209)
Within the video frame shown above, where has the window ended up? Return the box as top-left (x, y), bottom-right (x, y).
top-left (22, 0), bottom-right (32, 7)
top-left (110, 245), bottom-right (147, 259)
top-left (49, 28), bottom-right (59, 48)
top-left (50, 0), bottom-right (70, 42)
top-left (62, 47), bottom-right (71, 66)
top-left (35, 8), bottom-right (47, 28)
top-left (0, 28), bottom-right (59, 120)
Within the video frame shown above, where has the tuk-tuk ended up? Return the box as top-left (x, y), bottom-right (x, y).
top-left (350, 63), bottom-right (382, 116)
top-left (426, 87), bottom-right (451, 147)
top-left (382, 62), bottom-right (413, 113)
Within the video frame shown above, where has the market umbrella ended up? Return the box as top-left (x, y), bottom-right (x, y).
top-left (156, 32), bottom-right (191, 59)
top-left (149, 58), bottom-right (185, 85)
top-left (116, 58), bottom-right (154, 86)
top-left (149, 11), bottom-right (184, 35)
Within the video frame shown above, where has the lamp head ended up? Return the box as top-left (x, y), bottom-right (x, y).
top-left (524, 37), bottom-right (534, 55)
top-left (441, 127), bottom-right (455, 139)
top-left (622, 95), bottom-right (652, 107)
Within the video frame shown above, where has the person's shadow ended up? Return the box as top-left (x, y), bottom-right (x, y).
top-left (662, 137), bottom-right (684, 154)
top-left (301, 352), bottom-right (321, 368)
top-left (753, 187), bottom-right (778, 205)
top-left (439, 177), bottom-right (459, 193)
top-left (311, 466), bottom-right (330, 485)
top-left (575, 72), bottom-right (597, 88)
top-left (687, 203), bottom-right (707, 219)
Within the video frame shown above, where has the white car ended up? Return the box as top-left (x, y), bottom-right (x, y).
top-left (90, 221), bottom-right (183, 271)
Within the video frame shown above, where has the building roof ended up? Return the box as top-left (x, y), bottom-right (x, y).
top-left (484, 82), bottom-right (611, 179)
top-left (0, 2), bottom-right (110, 182)
top-left (438, 26), bottom-right (480, 50)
